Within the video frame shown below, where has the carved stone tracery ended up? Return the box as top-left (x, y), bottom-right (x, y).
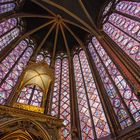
top-left (0, 105), bottom-right (63, 140)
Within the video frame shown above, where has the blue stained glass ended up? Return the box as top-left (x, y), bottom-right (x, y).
top-left (0, 3), bottom-right (15, 14)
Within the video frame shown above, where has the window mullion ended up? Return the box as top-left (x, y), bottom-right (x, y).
top-left (91, 41), bottom-right (136, 124)
top-left (114, 9), bottom-right (140, 24)
top-left (58, 58), bottom-right (62, 118)
top-left (0, 44), bottom-right (28, 89)
top-left (28, 85), bottom-right (36, 105)
top-left (78, 53), bottom-right (97, 140)
top-left (108, 20), bottom-right (140, 43)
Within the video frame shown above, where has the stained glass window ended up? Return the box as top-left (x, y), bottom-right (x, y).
top-left (17, 51), bottom-right (51, 107)
top-left (51, 56), bottom-right (71, 139)
top-left (60, 58), bottom-right (71, 139)
top-left (0, 39), bottom-right (34, 105)
top-left (88, 37), bottom-right (140, 128)
top-left (103, 16), bottom-right (140, 65)
top-left (36, 51), bottom-right (51, 65)
top-left (17, 85), bottom-right (43, 107)
top-left (0, 0), bottom-right (14, 2)
top-left (103, 1), bottom-right (140, 65)
top-left (116, 1), bottom-right (140, 19)
top-left (36, 54), bottom-right (44, 62)
top-left (0, 18), bottom-right (17, 36)
top-left (0, 18), bottom-right (22, 52)
top-left (73, 50), bottom-right (110, 139)
top-left (51, 57), bottom-right (61, 116)
top-left (103, 2), bottom-right (113, 16)
top-left (0, 0), bottom-right (17, 14)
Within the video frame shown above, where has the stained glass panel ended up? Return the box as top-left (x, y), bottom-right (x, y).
top-left (30, 86), bottom-right (43, 107)
top-left (51, 58), bottom-right (61, 116)
top-left (91, 37), bottom-right (140, 122)
top-left (0, 3), bottom-right (16, 14)
top-left (36, 52), bottom-right (51, 65)
top-left (18, 85), bottom-right (43, 107)
top-left (44, 56), bottom-right (51, 65)
top-left (0, 39), bottom-right (33, 105)
top-left (17, 85), bottom-right (33, 104)
top-left (103, 17), bottom-right (140, 65)
top-left (88, 42), bottom-right (132, 128)
top-left (0, 0), bottom-right (14, 3)
top-left (116, 1), bottom-right (140, 19)
top-left (60, 58), bottom-right (71, 139)
top-left (73, 54), bottom-right (94, 139)
top-left (36, 54), bottom-right (44, 62)
top-left (79, 51), bottom-right (110, 138)
top-left (51, 57), bottom-right (71, 139)
top-left (0, 27), bottom-right (20, 52)
top-left (73, 51), bottom-right (110, 139)
top-left (108, 13), bottom-right (140, 41)
top-left (0, 18), bottom-right (17, 37)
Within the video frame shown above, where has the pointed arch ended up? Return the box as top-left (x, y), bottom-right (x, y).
top-left (0, 118), bottom-right (51, 140)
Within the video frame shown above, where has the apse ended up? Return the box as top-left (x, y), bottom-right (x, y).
top-left (0, 0), bottom-right (140, 140)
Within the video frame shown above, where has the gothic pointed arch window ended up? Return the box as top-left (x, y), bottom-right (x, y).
top-left (73, 50), bottom-right (110, 139)
top-left (0, 0), bottom-right (21, 14)
top-left (36, 53), bottom-right (44, 62)
top-left (51, 54), bottom-right (71, 139)
top-left (0, 38), bottom-right (34, 105)
top-left (102, 1), bottom-right (140, 65)
top-left (36, 51), bottom-right (51, 65)
top-left (88, 37), bottom-right (140, 129)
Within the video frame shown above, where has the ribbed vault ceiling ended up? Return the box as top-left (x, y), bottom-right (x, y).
top-left (17, 0), bottom-right (107, 54)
